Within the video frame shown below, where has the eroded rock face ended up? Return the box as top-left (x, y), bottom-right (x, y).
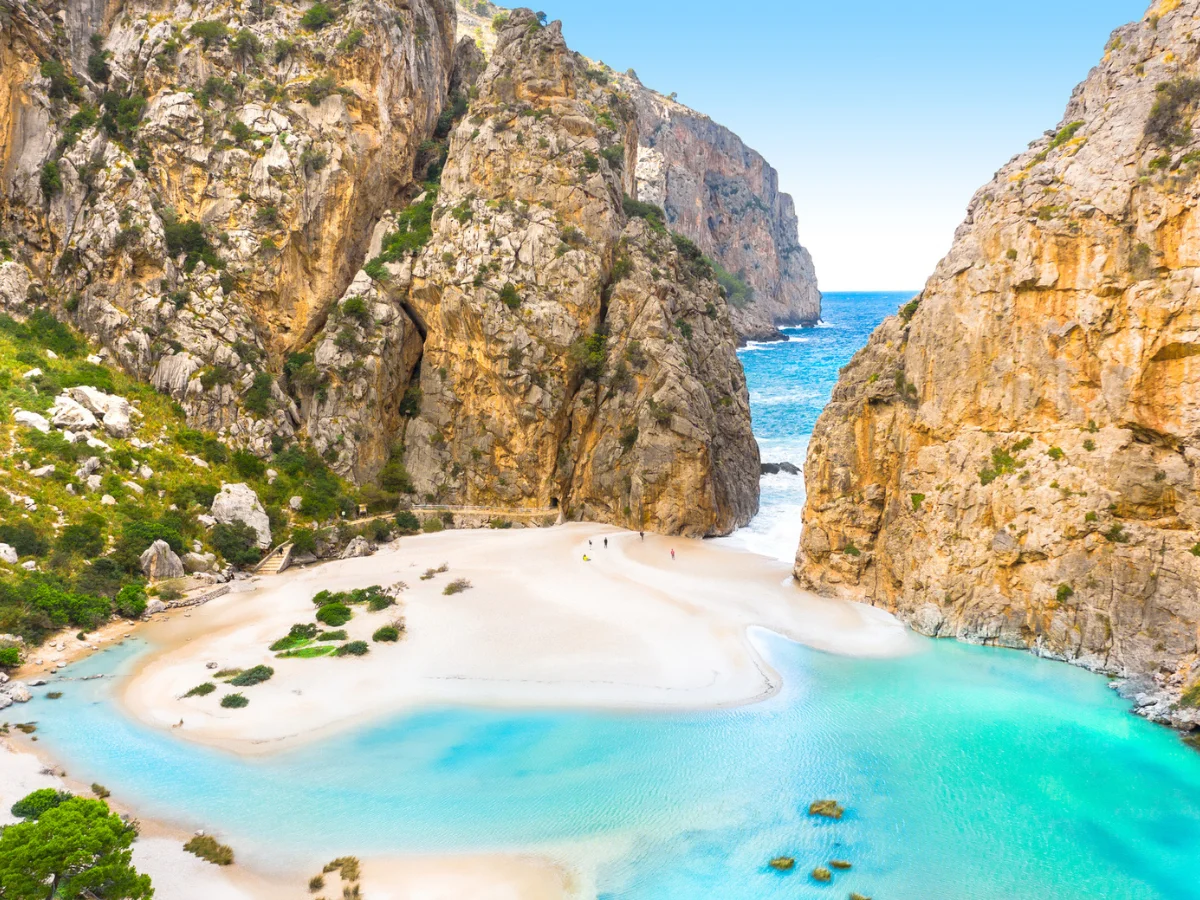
top-left (210, 483), bottom-right (271, 548)
top-left (0, 0), bottom-right (456, 450)
top-left (618, 75), bottom-right (821, 342)
top-left (139, 539), bottom-right (184, 581)
top-left (797, 0), bottom-right (1200, 721)
top-left (399, 10), bottom-right (757, 534)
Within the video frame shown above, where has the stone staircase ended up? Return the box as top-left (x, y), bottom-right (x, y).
top-left (254, 542), bottom-right (294, 576)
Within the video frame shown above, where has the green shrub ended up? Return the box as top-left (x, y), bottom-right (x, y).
top-left (422, 517), bottom-right (444, 533)
top-left (1056, 584), bottom-right (1075, 603)
top-left (114, 584), bottom-right (148, 618)
top-left (243, 373), bottom-right (273, 417)
top-left (0, 646), bottom-right (20, 668)
top-left (212, 521), bottom-right (262, 567)
top-left (184, 834), bottom-right (235, 865)
top-left (189, 20), bottom-right (230, 48)
top-left (395, 510), bottom-right (421, 534)
top-left (303, 75), bottom-right (337, 105)
top-left (910, 493), bottom-right (925, 511)
top-left (1146, 78), bottom-right (1200, 146)
top-left (163, 220), bottom-right (220, 272)
top-left (185, 682), bottom-right (216, 697)
top-left (899, 297), bottom-right (920, 322)
top-left (0, 522), bottom-right (49, 558)
top-left (1182, 681), bottom-right (1200, 708)
top-left (443, 578), bottom-right (471, 595)
top-left (582, 150), bottom-right (600, 173)
top-left (842, 542), bottom-right (861, 557)
top-left (335, 640), bottom-right (369, 656)
top-left (10, 788), bottom-right (72, 820)
top-left (1047, 447), bottom-right (1065, 461)
top-left (316, 602), bottom-right (352, 626)
top-left (229, 665), bottom-right (274, 686)
top-left (373, 625), bottom-right (400, 642)
top-left (316, 629), bottom-right (347, 642)
top-left (1104, 523), bottom-right (1129, 543)
top-left (220, 693), bottom-right (249, 709)
top-left (499, 283), bottom-right (521, 309)
top-left (40, 160), bottom-right (63, 198)
top-left (1048, 120), bottom-right (1085, 151)
top-left (301, 2), bottom-right (336, 29)
top-left (40, 59), bottom-right (81, 101)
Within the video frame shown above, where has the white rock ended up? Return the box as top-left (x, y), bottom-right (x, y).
top-left (188, 455), bottom-right (210, 469)
top-left (101, 494), bottom-right (117, 506)
top-left (86, 474), bottom-right (103, 492)
top-left (13, 409), bottom-right (50, 433)
top-left (45, 349), bottom-right (57, 360)
top-left (20, 560), bottom-right (36, 571)
top-left (140, 540), bottom-right (185, 580)
top-left (144, 598), bottom-right (166, 615)
top-left (50, 395), bottom-right (98, 430)
top-left (30, 464), bottom-right (55, 478)
top-left (123, 480), bottom-right (145, 495)
top-left (266, 468), bottom-right (278, 484)
top-left (211, 483), bottom-right (272, 548)
top-left (76, 456), bottom-right (101, 478)
top-left (197, 514), bottom-right (216, 527)
top-left (0, 695), bottom-right (11, 711)
top-left (183, 551), bottom-right (217, 574)
top-left (289, 495), bottom-right (303, 511)
top-left (138, 465), bottom-right (154, 479)
top-left (85, 436), bottom-right (111, 451)
top-left (87, 354), bottom-right (103, 365)
top-left (67, 387), bottom-right (134, 438)
top-left (21, 367), bottom-right (41, 379)
top-left (0, 543), bottom-right (18, 564)
top-left (5, 682), bottom-right (31, 702)
top-left (340, 536), bottom-right (376, 559)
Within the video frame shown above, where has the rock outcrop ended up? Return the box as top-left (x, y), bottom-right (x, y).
top-left (0, 0), bottom-right (457, 450)
top-left (796, 0), bottom-right (1200, 726)
top-left (618, 75), bottom-right (822, 342)
top-left (139, 539), bottom-right (184, 581)
top-left (398, 10), bottom-right (758, 535)
top-left (210, 483), bottom-right (271, 548)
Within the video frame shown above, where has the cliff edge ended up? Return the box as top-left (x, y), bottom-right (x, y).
top-left (797, 0), bottom-right (1200, 729)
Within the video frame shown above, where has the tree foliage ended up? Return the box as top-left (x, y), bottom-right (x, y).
top-left (0, 795), bottom-right (153, 900)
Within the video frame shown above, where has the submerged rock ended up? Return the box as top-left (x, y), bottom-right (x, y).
top-left (811, 867), bottom-right (832, 882)
top-left (768, 857), bottom-right (795, 871)
top-left (808, 799), bottom-right (844, 819)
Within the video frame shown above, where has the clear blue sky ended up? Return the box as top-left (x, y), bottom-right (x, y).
top-left (536, 0), bottom-right (1149, 290)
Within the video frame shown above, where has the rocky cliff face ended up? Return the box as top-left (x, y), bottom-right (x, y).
top-left (797, 0), bottom-right (1200, 728)
top-left (0, 2), bottom-right (758, 537)
top-left (0, 0), bottom-right (456, 453)
top-left (617, 76), bottom-right (822, 342)
top-left (399, 10), bottom-right (758, 535)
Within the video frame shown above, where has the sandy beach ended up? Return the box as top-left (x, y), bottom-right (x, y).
top-left (2, 524), bottom-right (914, 899)
top-left (119, 524), bottom-right (912, 754)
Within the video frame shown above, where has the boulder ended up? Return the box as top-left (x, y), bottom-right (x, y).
top-left (30, 464), bottom-right (55, 478)
top-left (144, 598), bottom-right (166, 615)
top-left (140, 540), bottom-right (185, 580)
top-left (13, 409), bottom-right (50, 433)
top-left (86, 474), bottom-right (103, 492)
top-left (211, 483), bottom-right (271, 548)
top-left (0, 544), bottom-right (17, 564)
top-left (183, 551), bottom-right (217, 574)
top-left (778, 461), bottom-right (801, 475)
top-left (4, 681), bottom-right (32, 702)
top-left (50, 395), bottom-right (98, 430)
top-left (339, 536), bottom-right (376, 559)
top-left (75, 456), bottom-right (102, 478)
top-left (0, 694), bottom-right (10, 710)
top-left (289, 495), bottom-right (302, 511)
top-left (100, 494), bottom-right (117, 505)
top-left (21, 367), bottom-right (41, 379)
top-left (67, 386), bottom-right (134, 438)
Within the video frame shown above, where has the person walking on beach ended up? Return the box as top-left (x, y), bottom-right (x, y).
top-left (670, 548), bottom-right (675, 561)
top-left (603, 537), bottom-right (608, 549)
top-left (639, 531), bottom-right (644, 541)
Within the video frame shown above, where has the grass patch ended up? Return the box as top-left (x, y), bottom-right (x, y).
top-left (229, 665), bottom-right (273, 687)
top-left (372, 625), bottom-right (400, 642)
top-left (184, 683), bottom-right (216, 698)
top-left (443, 578), bottom-right (472, 595)
top-left (276, 645), bottom-right (335, 659)
top-left (220, 693), bottom-right (249, 708)
top-left (334, 641), bottom-right (369, 657)
top-left (184, 834), bottom-right (234, 866)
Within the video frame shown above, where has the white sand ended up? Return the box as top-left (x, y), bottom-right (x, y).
top-left (7, 523), bottom-right (914, 898)
top-left (120, 524), bottom-right (912, 753)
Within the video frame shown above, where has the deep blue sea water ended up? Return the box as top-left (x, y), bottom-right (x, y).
top-left (23, 291), bottom-right (1200, 898)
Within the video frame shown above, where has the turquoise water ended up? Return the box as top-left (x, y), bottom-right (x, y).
top-left (724, 292), bottom-right (914, 561)
top-left (24, 290), bottom-right (1200, 897)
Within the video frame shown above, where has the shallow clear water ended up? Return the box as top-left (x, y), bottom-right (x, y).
top-left (722, 292), bottom-right (914, 562)
top-left (26, 290), bottom-right (1200, 897)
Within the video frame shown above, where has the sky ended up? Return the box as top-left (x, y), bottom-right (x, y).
top-left (533, 0), bottom-right (1150, 291)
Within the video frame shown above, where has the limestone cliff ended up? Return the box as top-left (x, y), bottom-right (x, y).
top-left (0, 1), bottom-right (759, 537)
top-left (399, 10), bottom-right (758, 535)
top-left (0, 0), bottom-right (456, 452)
top-left (797, 0), bottom-right (1200, 729)
top-left (616, 75), bottom-right (822, 342)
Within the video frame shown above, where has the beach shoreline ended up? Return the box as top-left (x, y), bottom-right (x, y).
top-left (4, 523), bottom-right (914, 898)
top-left (114, 523), bottom-right (914, 756)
